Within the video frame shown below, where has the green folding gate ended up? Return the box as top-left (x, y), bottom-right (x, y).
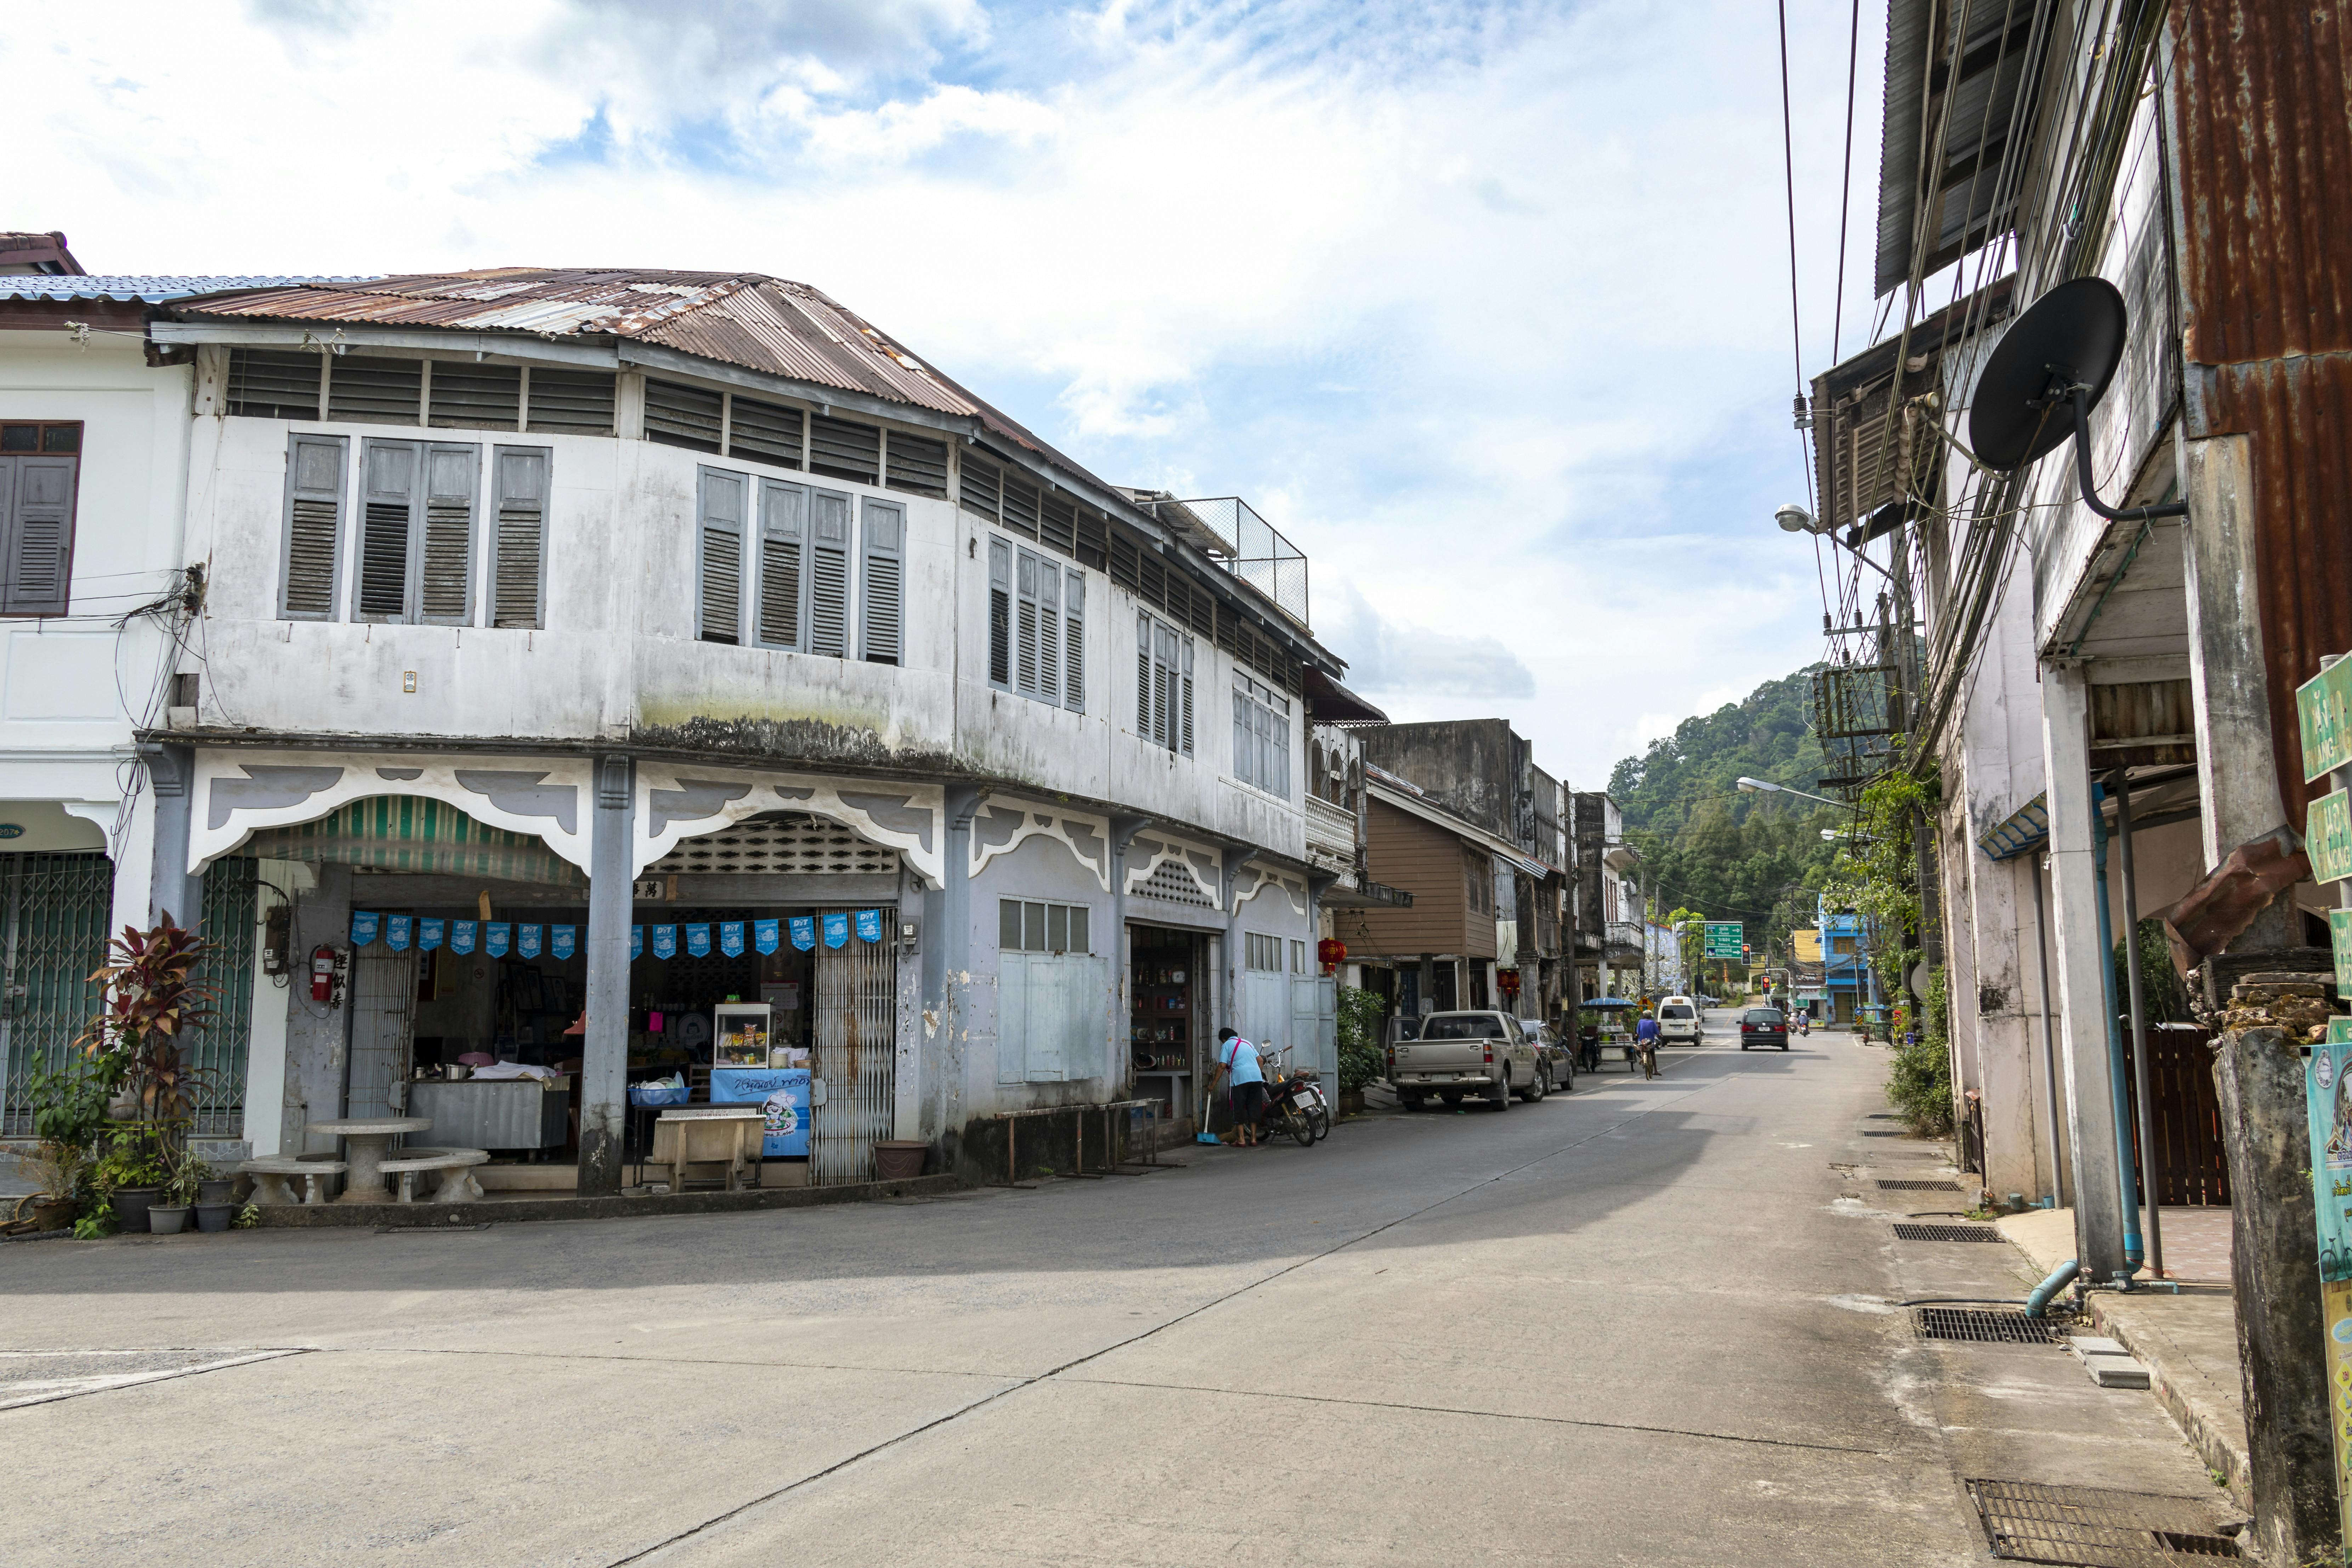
top-left (0, 853), bottom-right (114, 1136)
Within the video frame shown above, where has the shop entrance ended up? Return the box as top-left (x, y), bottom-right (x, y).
top-left (1128, 924), bottom-right (1203, 1132)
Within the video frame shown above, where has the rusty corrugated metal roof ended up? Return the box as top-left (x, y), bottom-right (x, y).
top-left (2170, 1), bottom-right (2352, 824)
top-left (168, 268), bottom-right (986, 419)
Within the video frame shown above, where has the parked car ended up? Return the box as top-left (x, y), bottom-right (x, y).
top-left (1657, 996), bottom-right (1703, 1045)
top-left (1738, 1006), bottom-right (1789, 1050)
top-left (1388, 1010), bottom-right (1543, 1110)
top-left (1517, 1018), bottom-right (1577, 1094)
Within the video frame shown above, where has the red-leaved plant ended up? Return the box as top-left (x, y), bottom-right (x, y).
top-left (81, 919), bottom-right (217, 1129)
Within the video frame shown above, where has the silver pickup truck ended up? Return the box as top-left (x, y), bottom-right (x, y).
top-left (1387, 1010), bottom-right (1543, 1111)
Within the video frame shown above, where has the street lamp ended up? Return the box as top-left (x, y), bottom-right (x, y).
top-left (1737, 776), bottom-right (1845, 809)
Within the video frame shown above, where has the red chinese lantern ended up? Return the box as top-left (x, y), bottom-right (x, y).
top-left (1316, 937), bottom-right (1346, 973)
top-left (1498, 969), bottom-right (1522, 998)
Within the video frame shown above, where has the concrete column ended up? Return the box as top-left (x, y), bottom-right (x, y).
top-left (576, 753), bottom-right (634, 1197)
top-left (2042, 664), bottom-right (2126, 1277)
top-left (139, 743), bottom-right (201, 930)
top-left (926, 788), bottom-right (985, 1145)
top-left (2180, 433), bottom-right (2293, 947)
top-left (1222, 847), bottom-right (1251, 1035)
top-left (284, 864), bottom-right (353, 1156)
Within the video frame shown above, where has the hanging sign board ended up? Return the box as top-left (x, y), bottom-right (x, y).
top-left (685, 924), bottom-right (712, 958)
top-left (720, 921), bottom-right (746, 958)
top-left (385, 915), bottom-right (413, 953)
top-left (2299, 657), bottom-right (2352, 782)
top-left (651, 925), bottom-right (678, 961)
top-left (2305, 1017), bottom-right (2352, 1553)
top-left (631, 925), bottom-right (644, 961)
top-left (1703, 922), bottom-right (1743, 960)
top-left (485, 922), bottom-right (511, 958)
top-left (710, 1067), bottom-right (811, 1158)
top-left (517, 925), bottom-right (543, 960)
top-left (2312, 788), bottom-right (2352, 886)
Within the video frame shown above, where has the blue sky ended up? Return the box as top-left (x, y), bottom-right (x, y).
top-left (8, 0), bottom-right (1886, 788)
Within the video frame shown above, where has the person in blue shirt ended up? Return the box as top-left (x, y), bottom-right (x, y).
top-left (1214, 1027), bottom-right (1266, 1146)
top-left (1633, 1013), bottom-right (1661, 1079)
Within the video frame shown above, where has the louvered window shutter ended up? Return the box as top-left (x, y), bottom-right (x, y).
top-left (961, 454), bottom-right (1000, 522)
top-left (1001, 472), bottom-right (1040, 540)
top-left (1153, 623), bottom-right (1175, 750)
top-left (809, 489), bottom-right (850, 657)
top-left (490, 446), bottom-right (547, 629)
top-left (756, 479), bottom-right (807, 650)
top-left (0, 455), bottom-right (78, 617)
top-left (697, 467), bottom-right (745, 645)
top-left (1062, 569), bottom-right (1084, 712)
top-left (859, 500), bottom-right (904, 665)
top-left (1015, 549), bottom-right (1041, 694)
top-left (357, 439), bottom-right (418, 622)
top-left (1179, 634), bottom-right (1195, 756)
top-left (418, 443), bottom-right (478, 625)
top-left (1136, 613), bottom-right (1153, 742)
top-left (989, 537), bottom-right (1012, 688)
top-left (1034, 555), bottom-right (1059, 699)
top-left (1273, 700), bottom-right (1289, 797)
top-left (279, 434), bottom-right (345, 620)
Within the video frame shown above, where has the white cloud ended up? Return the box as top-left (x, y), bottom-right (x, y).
top-left (4, 0), bottom-right (1885, 788)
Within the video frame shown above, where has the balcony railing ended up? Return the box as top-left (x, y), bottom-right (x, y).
top-left (1171, 496), bottom-right (1308, 630)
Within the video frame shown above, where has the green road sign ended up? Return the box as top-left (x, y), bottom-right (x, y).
top-left (2313, 788), bottom-right (2352, 885)
top-left (2334, 910), bottom-right (2352, 998)
top-left (1703, 922), bottom-right (1743, 960)
top-left (2299, 658), bottom-right (2352, 782)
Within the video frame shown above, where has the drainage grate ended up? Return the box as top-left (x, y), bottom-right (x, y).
top-left (1967, 1479), bottom-right (2240, 1564)
top-left (1918, 1308), bottom-right (2057, 1344)
top-left (1878, 1178), bottom-right (1962, 1191)
top-left (1862, 1129), bottom-right (1907, 1137)
top-left (1894, 1223), bottom-right (2005, 1242)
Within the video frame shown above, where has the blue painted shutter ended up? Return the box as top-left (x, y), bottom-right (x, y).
top-left (490, 446), bottom-right (547, 630)
top-left (418, 443), bottom-right (477, 625)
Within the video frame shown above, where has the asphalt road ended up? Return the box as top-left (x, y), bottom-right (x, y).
top-left (6, 1011), bottom-right (2016, 1564)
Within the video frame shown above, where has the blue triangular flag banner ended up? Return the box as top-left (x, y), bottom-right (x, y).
top-left (789, 916), bottom-right (816, 951)
top-left (350, 910), bottom-right (380, 947)
top-left (822, 911), bottom-right (849, 949)
top-left (419, 917), bottom-right (445, 952)
top-left (451, 920), bottom-right (477, 955)
top-left (518, 924), bottom-right (542, 960)
top-left (854, 908), bottom-right (884, 943)
top-left (551, 925), bottom-right (576, 961)
top-left (652, 925), bottom-right (678, 960)
top-left (631, 925), bottom-right (644, 960)
top-left (754, 918), bottom-right (780, 955)
top-left (685, 924), bottom-right (711, 958)
top-left (385, 914), bottom-right (413, 952)
top-left (720, 921), bottom-right (745, 958)
top-left (486, 922), bottom-right (511, 958)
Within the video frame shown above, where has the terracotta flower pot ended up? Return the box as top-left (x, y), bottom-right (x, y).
top-left (873, 1140), bottom-right (928, 1181)
top-left (148, 1205), bottom-right (191, 1235)
top-left (30, 1198), bottom-right (76, 1233)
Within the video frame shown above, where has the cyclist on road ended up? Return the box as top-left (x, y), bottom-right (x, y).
top-left (1633, 1013), bottom-right (1662, 1080)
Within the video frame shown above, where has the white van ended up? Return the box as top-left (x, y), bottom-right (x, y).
top-left (1657, 996), bottom-right (1703, 1044)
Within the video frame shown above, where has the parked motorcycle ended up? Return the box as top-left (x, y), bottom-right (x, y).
top-left (1261, 1070), bottom-right (1331, 1147)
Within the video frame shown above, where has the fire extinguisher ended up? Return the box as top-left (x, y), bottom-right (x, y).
top-left (311, 946), bottom-right (339, 1005)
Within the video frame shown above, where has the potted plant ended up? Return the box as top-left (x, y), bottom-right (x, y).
top-left (14, 1140), bottom-right (92, 1233)
top-left (150, 1145), bottom-right (198, 1235)
top-left (96, 1120), bottom-right (174, 1233)
top-left (184, 1149), bottom-right (237, 1233)
top-left (74, 919), bottom-right (218, 1234)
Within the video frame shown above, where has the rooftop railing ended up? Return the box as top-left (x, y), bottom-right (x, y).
top-left (1169, 496), bottom-right (1309, 630)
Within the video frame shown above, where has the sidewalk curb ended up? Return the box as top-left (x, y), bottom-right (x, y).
top-left (2086, 1293), bottom-right (2253, 1512)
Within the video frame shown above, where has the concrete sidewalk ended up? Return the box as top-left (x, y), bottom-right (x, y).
top-left (1996, 1205), bottom-right (2249, 1507)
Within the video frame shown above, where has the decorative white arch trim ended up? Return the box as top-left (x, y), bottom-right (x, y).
top-left (59, 800), bottom-right (126, 860)
top-left (1233, 860), bottom-right (1308, 916)
top-left (189, 750), bottom-right (593, 874)
top-left (636, 764), bottom-right (944, 888)
top-left (1124, 830), bottom-right (1223, 906)
top-left (966, 796), bottom-right (1111, 891)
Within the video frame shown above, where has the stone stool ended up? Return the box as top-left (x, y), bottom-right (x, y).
top-left (241, 1156), bottom-right (347, 1206)
top-left (377, 1148), bottom-right (490, 1204)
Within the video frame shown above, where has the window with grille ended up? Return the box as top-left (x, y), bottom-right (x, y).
top-left (227, 348), bottom-right (323, 420)
top-left (884, 431), bottom-right (948, 497)
top-left (1245, 933), bottom-right (1282, 971)
top-left (646, 379), bottom-right (723, 454)
top-left (1232, 672), bottom-right (1290, 799)
top-left (353, 438), bottom-right (479, 624)
top-left (998, 899), bottom-right (1092, 955)
top-left (429, 363), bottom-right (521, 430)
top-left (524, 368), bottom-right (617, 436)
top-left (646, 812), bottom-right (900, 876)
top-left (0, 421), bottom-right (82, 618)
top-left (1137, 613), bottom-right (1194, 755)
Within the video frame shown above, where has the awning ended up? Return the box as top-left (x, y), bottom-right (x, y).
top-left (1978, 793), bottom-right (2049, 862)
top-left (241, 795), bottom-right (581, 885)
top-left (1303, 666), bottom-right (1387, 726)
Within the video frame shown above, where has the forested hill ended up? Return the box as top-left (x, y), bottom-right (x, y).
top-left (1603, 666), bottom-right (1840, 954)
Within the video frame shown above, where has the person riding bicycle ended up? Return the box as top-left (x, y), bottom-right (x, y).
top-left (1633, 1013), bottom-right (1662, 1080)
top-left (1213, 1027), bottom-right (1266, 1146)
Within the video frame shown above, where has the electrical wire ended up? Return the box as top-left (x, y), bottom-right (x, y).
top-left (1830, 0), bottom-right (1862, 369)
top-left (1776, 0), bottom-right (1814, 498)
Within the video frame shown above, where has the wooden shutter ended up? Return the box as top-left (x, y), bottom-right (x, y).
top-left (859, 499), bottom-right (904, 665)
top-left (884, 431), bottom-right (948, 497)
top-left (1034, 553), bottom-right (1059, 698)
top-left (0, 455), bottom-right (78, 617)
top-left (356, 439), bottom-right (418, 621)
top-left (809, 489), bottom-right (850, 656)
top-left (1015, 549), bottom-right (1040, 694)
top-left (1179, 634), bottom-right (1195, 757)
top-left (808, 415), bottom-right (880, 484)
top-left (418, 443), bottom-right (477, 624)
top-left (280, 434), bottom-right (346, 620)
top-left (1062, 569), bottom-right (1084, 712)
top-left (524, 369), bottom-right (617, 436)
top-left (429, 363), bottom-right (520, 430)
top-left (1152, 622), bottom-right (1176, 749)
top-left (490, 446), bottom-right (548, 629)
top-left (228, 348), bottom-right (323, 421)
top-left (697, 467), bottom-right (745, 644)
top-left (1136, 612), bottom-right (1152, 742)
top-left (728, 394), bottom-right (804, 468)
top-left (756, 479), bottom-right (806, 650)
top-left (961, 453), bottom-right (1000, 522)
top-left (989, 536), bottom-right (1012, 688)
top-left (646, 379), bottom-right (723, 453)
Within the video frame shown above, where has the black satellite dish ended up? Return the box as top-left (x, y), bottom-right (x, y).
top-left (1968, 277), bottom-right (2129, 472)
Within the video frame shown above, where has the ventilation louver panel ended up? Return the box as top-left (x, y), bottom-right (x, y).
top-left (428, 363), bottom-right (520, 430)
top-left (329, 356), bottom-right (424, 425)
top-left (728, 395), bottom-right (803, 468)
top-left (884, 431), bottom-right (948, 497)
top-left (960, 454), bottom-right (1000, 521)
top-left (699, 530), bottom-right (741, 644)
top-left (645, 379), bottom-right (723, 454)
top-left (524, 369), bottom-right (616, 436)
top-left (284, 498), bottom-right (340, 615)
top-left (647, 813), bottom-right (901, 877)
top-left (1000, 472), bottom-right (1040, 539)
top-left (357, 501), bottom-right (410, 619)
top-left (1040, 494), bottom-right (1076, 556)
top-left (1075, 508), bottom-right (1108, 570)
top-left (227, 349), bottom-right (322, 420)
top-left (808, 415), bottom-right (881, 484)
top-left (1136, 858), bottom-right (1217, 908)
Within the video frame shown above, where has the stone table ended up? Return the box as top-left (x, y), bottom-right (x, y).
top-left (307, 1117), bottom-right (433, 1204)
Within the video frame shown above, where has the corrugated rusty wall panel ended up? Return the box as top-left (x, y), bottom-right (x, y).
top-left (2169, 2), bottom-right (2352, 365)
top-left (2208, 354), bottom-right (2352, 820)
